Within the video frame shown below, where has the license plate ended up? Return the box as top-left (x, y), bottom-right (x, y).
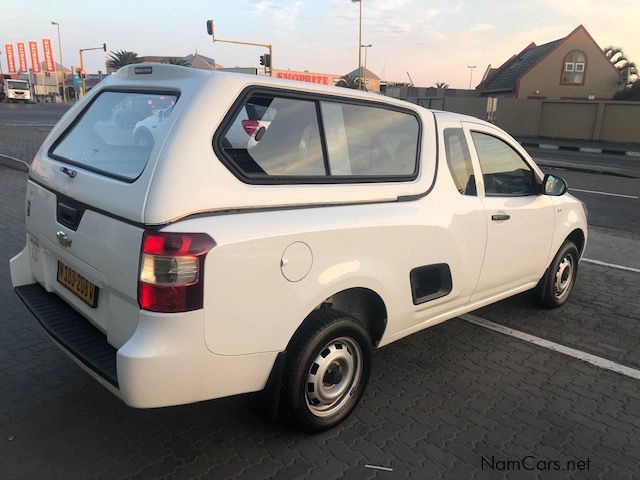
top-left (57, 261), bottom-right (99, 308)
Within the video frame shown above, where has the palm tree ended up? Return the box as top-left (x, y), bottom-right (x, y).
top-left (603, 46), bottom-right (638, 85)
top-left (434, 82), bottom-right (449, 89)
top-left (336, 74), bottom-right (365, 90)
top-left (106, 50), bottom-right (143, 70)
top-left (167, 57), bottom-right (191, 67)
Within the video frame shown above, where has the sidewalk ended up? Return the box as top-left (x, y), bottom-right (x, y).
top-left (516, 137), bottom-right (640, 157)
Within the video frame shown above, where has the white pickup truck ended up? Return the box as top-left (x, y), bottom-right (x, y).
top-left (10, 64), bottom-right (587, 431)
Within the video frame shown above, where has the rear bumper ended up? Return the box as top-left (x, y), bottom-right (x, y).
top-left (15, 283), bottom-right (119, 387)
top-left (14, 281), bottom-right (279, 408)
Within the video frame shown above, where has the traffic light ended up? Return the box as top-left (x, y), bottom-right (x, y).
top-left (206, 20), bottom-right (215, 40)
top-left (259, 53), bottom-right (271, 68)
top-left (102, 43), bottom-right (107, 52)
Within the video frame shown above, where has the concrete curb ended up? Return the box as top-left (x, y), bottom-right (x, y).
top-left (0, 154), bottom-right (30, 173)
top-left (520, 141), bottom-right (640, 158)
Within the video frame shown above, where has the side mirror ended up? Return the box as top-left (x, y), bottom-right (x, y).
top-left (542, 174), bottom-right (568, 196)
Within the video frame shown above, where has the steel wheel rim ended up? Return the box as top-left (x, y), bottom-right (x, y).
top-left (305, 336), bottom-right (363, 418)
top-left (554, 254), bottom-right (574, 300)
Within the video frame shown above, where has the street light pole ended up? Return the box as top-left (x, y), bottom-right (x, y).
top-left (352, 0), bottom-right (363, 90)
top-left (51, 21), bottom-right (67, 103)
top-left (467, 65), bottom-right (477, 90)
top-left (361, 44), bottom-right (372, 91)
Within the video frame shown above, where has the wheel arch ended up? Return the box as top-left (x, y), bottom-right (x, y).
top-left (286, 286), bottom-right (388, 351)
top-left (566, 228), bottom-right (586, 256)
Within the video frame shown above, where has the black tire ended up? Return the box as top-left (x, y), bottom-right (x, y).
top-left (535, 241), bottom-right (579, 309)
top-left (281, 310), bottom-right (372, 432)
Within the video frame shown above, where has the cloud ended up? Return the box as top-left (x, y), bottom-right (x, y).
top-left (470, 23), bottom-right (494, 32)
top-left (241, 0), bottom-right (302, 31)
top-left (272, 1), bottom-right (303, 30)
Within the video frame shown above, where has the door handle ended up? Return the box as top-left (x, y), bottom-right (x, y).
top-left (491, 214), bottom-right (510, 221)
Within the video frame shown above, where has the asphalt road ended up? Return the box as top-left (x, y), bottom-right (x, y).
top-left (1, 103), bottom-right (639, 479)
top-left (0, 102), bottom-right (69, 125)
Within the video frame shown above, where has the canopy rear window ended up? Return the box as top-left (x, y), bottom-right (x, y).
top-left (50, 90), bottom-right (178, 181)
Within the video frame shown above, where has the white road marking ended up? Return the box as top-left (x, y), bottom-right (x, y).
top-left (569, 188), bottom-right (638, 199)
top-left (365, 465), bottom-right (394, 472)
top-left (0, 153), bottom-right (29, 169)
top-left (581, 258), bottom-right (640, 273)
top-left (461, 314), bottom-right (640, 380)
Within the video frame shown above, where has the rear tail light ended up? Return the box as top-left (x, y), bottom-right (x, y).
top-left (242, 119), bottom-right (260, 136)
top-left (138, 231), bottom-right (215, 313)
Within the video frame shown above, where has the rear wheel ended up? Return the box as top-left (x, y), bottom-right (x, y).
top-left (535, 241), bottom-right (579, 308)
top-left (281, 310), bottom-right (372, 432)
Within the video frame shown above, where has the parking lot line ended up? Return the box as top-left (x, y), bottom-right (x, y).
top-left (581, 258), bottom-right (640, 273)
top-left (460, 314), bottom-right (640, 380)
top-left (365, 465), bottom-right (394, 472)
top-left (0, 122), bottom-right (56, 127)
top-left (569, 188), bottom-right (638, 199)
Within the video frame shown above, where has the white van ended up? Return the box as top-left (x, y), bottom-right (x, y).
top-left (3, 79), bottom-right (32, 103)
top-left (10, 64), bottom-right (587, 431)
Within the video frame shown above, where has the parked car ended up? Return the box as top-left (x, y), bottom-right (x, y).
top-left (133, 105), bottom-right (176, 146)
top-left (10, 64), bottom-right (587, 431)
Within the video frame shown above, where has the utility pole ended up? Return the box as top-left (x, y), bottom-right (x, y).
top-left (51, 21), bottom-right (67, 103)
top-left (206, 20), bottom-right (273, 76)
top-left (467, 65), bottom-right (477, 90)
top-left (352, 0), bottom-right (363, 89)
top-left (361, 44), bottom-right (371, 91)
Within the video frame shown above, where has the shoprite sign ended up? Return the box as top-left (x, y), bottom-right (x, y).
top-left (272, 69), bottom-right (340, 86)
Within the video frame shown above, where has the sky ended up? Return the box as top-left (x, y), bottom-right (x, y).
top-left (1, 0), bottom-right (639, 88)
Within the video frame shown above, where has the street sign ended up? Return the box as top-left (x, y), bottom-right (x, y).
top-left (79, 70), bottom-right (87, 79)
top-left (72, 75), bottom-right (82, 87)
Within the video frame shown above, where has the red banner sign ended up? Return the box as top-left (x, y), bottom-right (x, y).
top-left (273, 69), bottom-right (334, 85)
top-left (42, 39), bottom-right (55, 72)
top-left (17, 42), bottom-right (27, 72)
top-left (29, 41), bottom-right (41, 73)
top-left (4, 44), bottom-right (16, 73)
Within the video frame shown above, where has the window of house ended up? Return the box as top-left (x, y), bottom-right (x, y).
top-left (561, 51), bottom-right (586, 84)
top-left (470, 132), bottom-right (538, 196)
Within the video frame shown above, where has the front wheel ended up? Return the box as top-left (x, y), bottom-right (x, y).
top-left (281, 310), bottom-right (372, 432)
top-left (535, 241), bottom-right (579, 308)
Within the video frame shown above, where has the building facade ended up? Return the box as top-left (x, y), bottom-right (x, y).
top-left (478, 25), bottom-right (623, 100)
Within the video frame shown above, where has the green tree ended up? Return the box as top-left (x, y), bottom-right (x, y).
top-left (612, 80), bottom-right (640, 101)
top-left (167, 57), bottom-right (191, 67)
top-left (434, 82), bottom-right (449, 89)
top-left (603, 46), bottom-right (638, 85)
top-left (106, 50), bottom-right (143, 70)
top-left (336, 74), bottom-right (366, 91)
